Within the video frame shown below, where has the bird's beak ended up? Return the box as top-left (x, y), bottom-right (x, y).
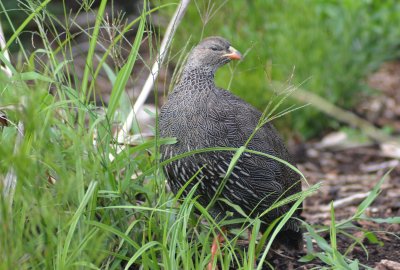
top-left (223, 46), bottom-right (242, 60)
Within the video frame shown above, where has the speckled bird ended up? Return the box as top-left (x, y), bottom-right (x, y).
top-left (159, 36), bottom-right (303, 252)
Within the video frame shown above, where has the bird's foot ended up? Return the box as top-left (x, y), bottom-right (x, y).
top-left (207, 230), bottom-right (226, 270)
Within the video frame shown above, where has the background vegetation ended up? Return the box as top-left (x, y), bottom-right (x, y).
top-left (162, 0), bottom-right (400, 137)
top-left (0, 0), bottom-right (399, 269)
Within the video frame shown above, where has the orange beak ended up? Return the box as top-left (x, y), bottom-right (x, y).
top-left (223, 46), bottom-right (242, 60)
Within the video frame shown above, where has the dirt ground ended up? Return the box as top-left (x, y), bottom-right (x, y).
top-left (278, 144), bottom-right (400, 269)
top-left (269, 61), bottom-right (400, 269)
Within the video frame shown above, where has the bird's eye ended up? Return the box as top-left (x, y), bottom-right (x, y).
top-left (210, 47), bottom-right (220, 51)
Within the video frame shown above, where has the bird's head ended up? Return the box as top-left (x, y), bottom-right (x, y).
top-left (185, 36), bottom-right (242, 72)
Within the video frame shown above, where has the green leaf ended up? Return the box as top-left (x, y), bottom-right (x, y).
top-left (364, 231), bottom-right (384, 246)
top-left (355, 169), bottom-right (392, 218)
top-left (106, 11), bottom-right (146, 119)
top-left (87, 220), bottom-right (141, 250)
top-left (330, 201), bottom-right (337, 254)
top-left (80, 0), bottom-right (108, 100)
top-left (4, 0), bottom-right (52, 50)
top-left (315, 252), bottom-right (333, 265)
top-left (109, 137), bottom-right (177, 170)
top-left (349, 259), bottom-right (360, 270)
top-left (304, 223), bottom-right (332, 253)
top-left (362, 216), bottom-right (400, 224)
top-left (124, 241), bottom-right (160, 270)
top-left (298, 253), bottom-right (316, 263)
top-left (99, 56), bottom-right (117, 86)
top-left (256, 191), bottom-right (309, 270)
top-left (13, 72), bottom-right (54, 83)
top-left (217, 198), bottom-right (248, 218)
top-left (60, 181), bottom-right (98, 268)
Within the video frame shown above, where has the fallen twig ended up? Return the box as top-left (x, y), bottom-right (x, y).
top-left (360, 159), bottom-right (399, 173)
top-left (319, 192), bottom-right (370, 212)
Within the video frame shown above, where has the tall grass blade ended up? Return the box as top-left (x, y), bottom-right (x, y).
top-left (330, 201), bottom-right (337, 260)
top-left (354, 169), bottom-right (392, 218)
top-left (80, 0), bottom-right (108, 102)
top-left (59, 181), bottom-right (98, 268)
top-left (107, 10), bottom-right (146, 119)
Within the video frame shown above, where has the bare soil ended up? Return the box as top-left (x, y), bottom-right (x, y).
top-left (270, 62), bottom-right (400, 269)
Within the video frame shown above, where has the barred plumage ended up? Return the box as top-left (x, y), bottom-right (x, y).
top-left (159, 36), bottom-right (303, 250)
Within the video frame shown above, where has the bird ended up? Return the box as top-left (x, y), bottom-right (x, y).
top-left (159, 36), bottom-right (303, 267)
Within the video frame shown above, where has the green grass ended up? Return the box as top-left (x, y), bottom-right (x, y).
top-left (0, 1), bottom-right (399, 269)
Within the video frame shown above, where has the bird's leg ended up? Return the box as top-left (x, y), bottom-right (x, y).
top-left (207, 228), bottom-right (226, 270)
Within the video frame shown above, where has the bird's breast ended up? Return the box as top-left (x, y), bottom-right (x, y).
top-left (160, 91), bottom-right (221, 152)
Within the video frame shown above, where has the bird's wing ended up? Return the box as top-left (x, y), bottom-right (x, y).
top-left (203, 88), bottom-right (301, 213)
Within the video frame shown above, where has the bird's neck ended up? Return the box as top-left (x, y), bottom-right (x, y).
top-left (178, 66), bottom-right (216, 89)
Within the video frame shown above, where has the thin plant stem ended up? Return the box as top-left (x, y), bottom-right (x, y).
top-left (118, 0), bottom-right (191, 144)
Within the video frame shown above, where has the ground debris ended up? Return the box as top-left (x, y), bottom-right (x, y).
top-left (375, 259), bottom-right (400, 270)
top-left (268, 134), bottom-right (400, 269)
